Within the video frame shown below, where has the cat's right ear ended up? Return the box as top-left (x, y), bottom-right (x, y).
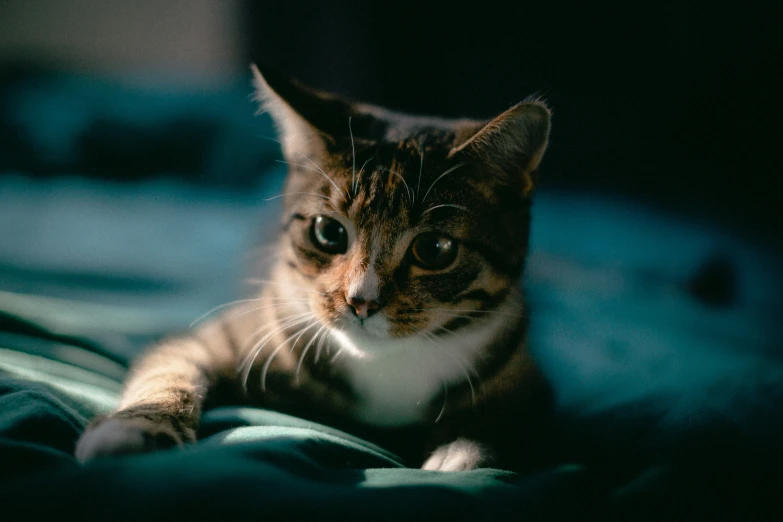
top-left (449, 99), bottom-right (551, 197)
top-left (251, 63), bottom-right (333, 162)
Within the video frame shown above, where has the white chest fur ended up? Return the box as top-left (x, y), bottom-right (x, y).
top-left (334, 309), bottom-right (511, 427)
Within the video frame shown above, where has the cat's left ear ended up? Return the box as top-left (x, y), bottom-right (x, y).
top-left (449, 100), bottom-right (551, 197)
top-left (251, 63), bottom-right (334, 162)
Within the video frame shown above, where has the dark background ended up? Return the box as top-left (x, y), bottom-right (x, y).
top-left (1, 1), bottom-right (780, 242)
top-left (247, 1), bottom-right (782, 243)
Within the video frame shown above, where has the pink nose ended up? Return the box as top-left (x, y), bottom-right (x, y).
top-left (346, 296), bottom-right (381, 319)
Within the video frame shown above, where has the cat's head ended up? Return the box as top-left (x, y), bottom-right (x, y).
top-left (253, 64), bottom-right (550, 346)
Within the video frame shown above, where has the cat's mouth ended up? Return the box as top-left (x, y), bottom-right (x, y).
top-left (340, 311), bottom-right (391, 338)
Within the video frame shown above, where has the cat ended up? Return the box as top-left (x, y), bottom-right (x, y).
top-left (75, 63), bottom-right (554, 472)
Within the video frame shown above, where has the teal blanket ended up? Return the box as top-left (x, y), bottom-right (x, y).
top-left (0, 341), bottom-right (600, 521)
top-left (1, 326), bottom-right (780, 521)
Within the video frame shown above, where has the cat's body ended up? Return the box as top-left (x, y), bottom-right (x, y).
top-left (76, 64), bottom-right (553, 472)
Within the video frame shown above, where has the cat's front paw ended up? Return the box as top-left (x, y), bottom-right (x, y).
top-left (421, 438), bottom-right (491, 472)
top-left (75, 414), bottom-right (190, 462)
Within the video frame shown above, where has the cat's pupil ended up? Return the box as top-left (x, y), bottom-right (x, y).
top-left (311, 215), bottom-right (348, 254)
top-left (411, 233), bottom-right (457, 270)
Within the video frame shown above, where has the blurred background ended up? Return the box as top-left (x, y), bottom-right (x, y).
top-left (0, 0), bottom-right (781, 424)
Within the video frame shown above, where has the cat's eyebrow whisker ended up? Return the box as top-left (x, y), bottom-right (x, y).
top-left (349, 116), bottom-right (357, 198)
top-left (411, 143), bottom-right (424, 204)
top-left (304, 154), bottom-right (350, 202)
top-left (379, 167), bottom-right (414, 204)
top-left (421, 162), bottom-right (467, 204)
top-left (421, 204), bottom-right (469, 216)
top-left (263, 192), bottom-right (331, 202)
top-left (413, 147), bottom-right (426, 203)
top-left (355, 155), bottom-right (376, 196)
top-left (261, 319), bottom-right (320, 392)
top-left (353, 152), bottom-right (378, 196)
top-left (274, 159), bottom-right (345, 200)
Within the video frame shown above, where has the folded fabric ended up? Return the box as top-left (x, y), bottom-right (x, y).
top-left (0, 373), bottom-right (600, 521)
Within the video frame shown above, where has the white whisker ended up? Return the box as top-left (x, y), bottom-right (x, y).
top-left (380, 168), bottom-right (414, 203)
top-left (349, 116), bottom-right (356, 197)
top-left (421, 204), bottom-right (469, 216)
top-left (415, 146), bottom-right (424, 203)
top-left (188, 298), bottom-right (267, 328)
top-left (329, 345), bottom-right (345, 363)
top-left (421, 162), bottom-right (467, 204)
top-left (290, 319), bottom-right (318, 354)
top-left (314, 327), bottom-right (331, 363)
top-left (275, 159), bottom-right (344, 199)
top-left (435, 381), bottom-right (448, 423)
top-left (261, 320), bottom-right (319, 392)
top-left (263, 192), bottom-right (330, 202)
top-left (239, 312), bottom-right (313, 387)
top-left (240, 311), bottom-right (312, 364)
top-left (415, 333), bottom-right (449, 423)
top-left (258, 134), bottom-right (282, 145)
top-left (355, 155), bottom-right (375, 196)
top-left (452, 355), bottom-right (477, 406)
top-left (329, 327), bottom-right (348, 363)
top-left (243, 279), bottom-right (327, 296)
top-left (431, 331), bottom-right (479, 406)
top-left (230, 300), bottom-right (313, 320)
top-left (421, 328), bottom-right (479, 408)
top-left (296, 323), bottom-right (329, 384)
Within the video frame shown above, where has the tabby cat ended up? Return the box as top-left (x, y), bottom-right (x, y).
top-left (75, 64), bottom-right (553, 472)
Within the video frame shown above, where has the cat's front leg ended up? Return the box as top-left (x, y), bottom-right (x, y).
top-left (75, 409), bottom-right (194, 461)
top-left (75, 328), bottom-right (237, 462)
top-left (421, 438), bottom-right (493, 471)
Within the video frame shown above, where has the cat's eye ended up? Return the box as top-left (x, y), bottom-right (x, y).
top-left (310, 215), bottom-right (348, 254)
top-left (411, 233), bottom-right (458, 270)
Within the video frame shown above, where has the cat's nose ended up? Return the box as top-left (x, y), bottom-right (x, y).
top-left (346, 296), bottom-right (381, 319)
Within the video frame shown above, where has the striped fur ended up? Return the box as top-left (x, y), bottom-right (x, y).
top-left (75, 64), bottom-right (554, 472)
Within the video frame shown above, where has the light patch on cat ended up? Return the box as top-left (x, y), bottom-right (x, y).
top-left (335, 295), bottom-right (518, 427)
top-left (346, 265), bottom-right (379, 302)
top-left (421, 438), bottom-right (489, 471)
